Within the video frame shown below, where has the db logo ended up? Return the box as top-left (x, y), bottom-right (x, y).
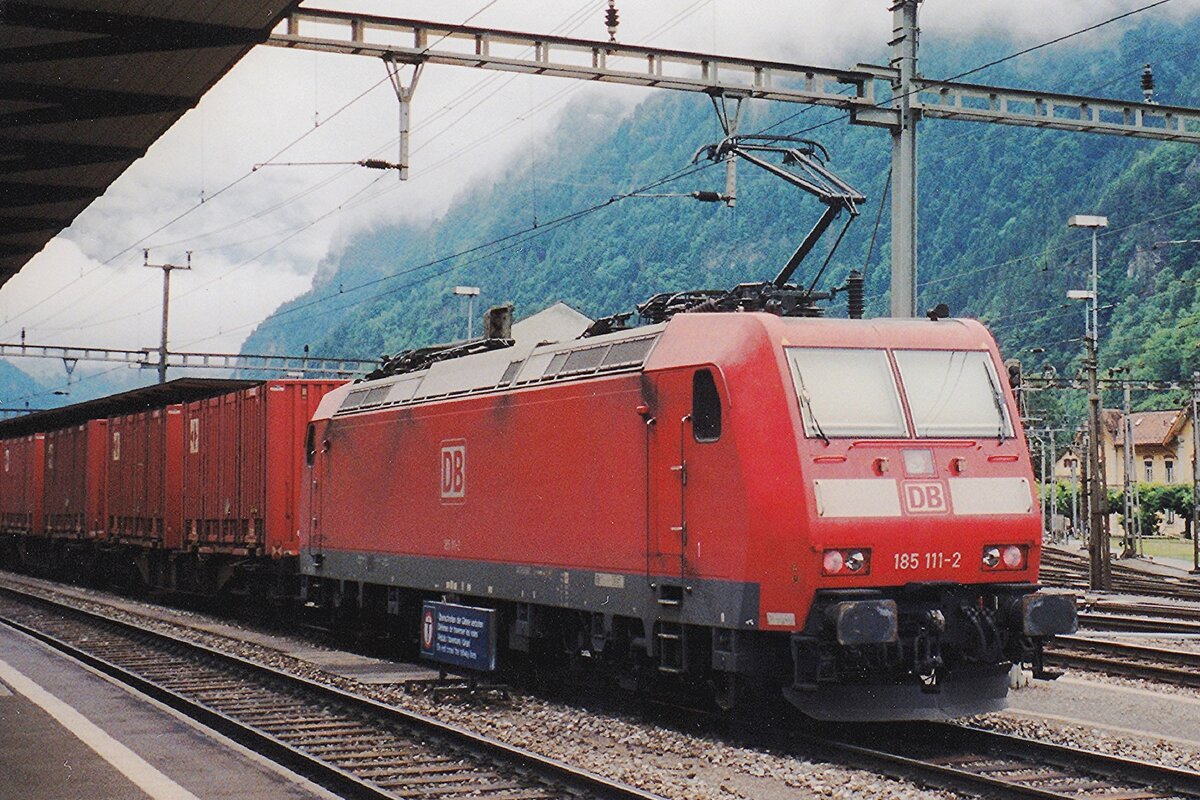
top-left (421, 609), bottom-right (435, 650)
top-left (903, 481), bottom-right (949, 514)
top-left (440, 441), bottom-right (466, 500)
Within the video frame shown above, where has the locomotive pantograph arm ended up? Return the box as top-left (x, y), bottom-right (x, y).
top-left (693, 135), bottom-right (866, 288)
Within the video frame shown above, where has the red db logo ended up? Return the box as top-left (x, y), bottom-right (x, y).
top-left (440, 442), bottom-right (466, 500)
top-left (422, 609), bottom-right (435, 649)
top-left (903, 481), bottom-right (949, 514)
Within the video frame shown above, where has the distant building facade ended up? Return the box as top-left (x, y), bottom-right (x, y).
top-left (1053, 406), bottom-right (1195, 534)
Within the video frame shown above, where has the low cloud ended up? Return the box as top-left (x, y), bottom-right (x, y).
top-left (2, 0), bottom-right (1196, 404)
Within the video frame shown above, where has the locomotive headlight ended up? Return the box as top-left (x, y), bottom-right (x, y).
top-left (982, 544), bottom-right (1027, 570)
top-left (982, 546), bottom-right (1001, 569)
top-left (1001, 545), bottom-right (1026, 569)
top-left (844, 550), bottom-right (866, 572)
top-left (822, 548), bottom-right (871, 576)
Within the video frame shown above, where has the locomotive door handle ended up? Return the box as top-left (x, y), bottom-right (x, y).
top-left (677, 415), bottom-right (690, 584)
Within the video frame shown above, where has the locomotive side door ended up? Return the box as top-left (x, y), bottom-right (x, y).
top-left (303, 421), bottom-right (323, 556)
top-left (647, 369), bottom-right (688, 585)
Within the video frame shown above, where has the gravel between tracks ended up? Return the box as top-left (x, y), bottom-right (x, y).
top-left (1052, 661), bottom-right (1200, 702)
top-left (969, 710), bottom-right (1200, 774)
top-left (0, 573), bottom-right (954, 800)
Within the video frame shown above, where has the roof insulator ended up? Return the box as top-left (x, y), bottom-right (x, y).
top-left (605, 0), bottom-right (619, 43)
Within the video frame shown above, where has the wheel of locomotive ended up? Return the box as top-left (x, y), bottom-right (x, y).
top-left (710, 671), bottom-right (741, 712)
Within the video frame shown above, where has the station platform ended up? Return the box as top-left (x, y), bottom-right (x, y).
top-left (0, 623), bottom-right (335, 800)
top-left (1008, 673), bottom-right (1200, 748)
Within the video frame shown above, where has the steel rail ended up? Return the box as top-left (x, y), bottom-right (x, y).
top-left (1046, 635), bottom-right (1200, 687)
top-left (801, 721), bottom-right (1200, 800)
top-left (1076, 611), bottom-right (1200, 635)
top-left (0, 585), bottom-right (664, 800)
top-left (1041, 548), bottom-right (1200, 603)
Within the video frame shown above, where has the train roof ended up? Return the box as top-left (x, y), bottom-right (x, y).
top-left (0, 378), bottom-right (259, 438)
top-left (314, 313), bottom-right (1000, 423)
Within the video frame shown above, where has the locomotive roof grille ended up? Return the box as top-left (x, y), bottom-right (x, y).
top-left (334, 332), bottom-right (659, 417)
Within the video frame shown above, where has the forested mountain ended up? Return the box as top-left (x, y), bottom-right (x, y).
top-left (242, 16), bottom-right (1200, 419)
top-left (0, 361), bottom-right (45, 411)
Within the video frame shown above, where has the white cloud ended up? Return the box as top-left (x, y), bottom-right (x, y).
top-left (2, 0), bottom-right (1197, 400)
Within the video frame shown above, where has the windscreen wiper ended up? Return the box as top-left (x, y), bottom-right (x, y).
top-left (798, 387), bottom-right (830, 446)
top-left (982, 363), bottom-right (1010, 443)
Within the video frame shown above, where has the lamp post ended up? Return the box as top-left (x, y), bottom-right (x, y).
top-left (1068, 213), bottom-right (1109, 590)
top-left (453, 286), bottom-right (480, 340)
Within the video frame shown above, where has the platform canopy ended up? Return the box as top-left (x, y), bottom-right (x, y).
top-left (0, 0), bottom-right (301, 287)
top-left (0, 377), bottom-right (258, 436)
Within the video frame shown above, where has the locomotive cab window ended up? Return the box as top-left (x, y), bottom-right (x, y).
top-left (786, 348), bottom-right (907, 438)
top-left (893, 350), bottom-right (1014, 439)
top-left (305, 423), bottom-right (317, 467)
top-left (692, 369), bottom-right (722, 442)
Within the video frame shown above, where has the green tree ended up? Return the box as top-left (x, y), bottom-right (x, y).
top-left (1157, 483), bottom-right (1195, 540)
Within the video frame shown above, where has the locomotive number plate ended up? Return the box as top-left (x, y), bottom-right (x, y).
top-left (893, 551), bottom-right (961, 570)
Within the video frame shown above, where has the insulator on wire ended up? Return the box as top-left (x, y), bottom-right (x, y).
top-left (359, 159), bottom-right (399, 171)
top-left (605, 0), bottom-right (619, 43)
top-left (846, 270), bottom-right (865, 319)
top-left (1141, 63), bottom-right (1155, 104)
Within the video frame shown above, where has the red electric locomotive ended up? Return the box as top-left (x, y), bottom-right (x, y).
top-left (299, 307), bottom-right (1076, 721)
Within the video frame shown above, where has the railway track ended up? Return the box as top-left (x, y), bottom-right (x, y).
top-left (6, 575), bottom-right (1200, 800)
top-left (1041, 547), bottom-right (1200, 602)
top-left (1077, 599), bottom-right (1200, 635)
top-left (1045, 635), bottom-right (1200, 688)
top-left (809, 722), bottom-right (1200, 800)
top-left (0, 585), bottom-right (662, 800)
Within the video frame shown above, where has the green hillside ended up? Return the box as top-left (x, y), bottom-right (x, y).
top-left (0, 360), bottom-right (46, 411)
top-left (242, 16), bottom-right (1200, 420)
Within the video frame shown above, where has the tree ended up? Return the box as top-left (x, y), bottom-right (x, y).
top-left (1157, 483), bottom-right (1195, 540)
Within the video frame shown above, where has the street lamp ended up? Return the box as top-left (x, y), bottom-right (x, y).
top-left (1068, 215), bottom-right (1108, 341)
top-left (1068, 213), bottom-right (1109, 590)
top-left (453, 286), bottom-right (480, 340)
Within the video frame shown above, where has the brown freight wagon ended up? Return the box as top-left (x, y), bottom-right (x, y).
top-left (183, 380), bottom-right (342, 558)
top-left (0, 432), bottom-right (44, 536)
top-left (44, 421), bottom-right (107, 539)
top-left (107, 405), bottom-right (184, 549)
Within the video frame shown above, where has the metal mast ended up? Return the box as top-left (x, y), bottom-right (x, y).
top-left (889, 0), bottom-right (921, 318)
top-left (268, 8), bottom-right (1200, 318)
top-left (143, 249), bottom-right (191, 384)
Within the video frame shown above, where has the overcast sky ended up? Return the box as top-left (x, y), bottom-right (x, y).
top-left (2, 0), bottom-right (1198, 397)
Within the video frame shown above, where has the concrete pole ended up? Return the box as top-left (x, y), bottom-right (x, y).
top-left (1070, 455), bottom-right (1079, 540)
top-left (1192, 372), bottom-right (1200, 573)
top-left (1091, 227), bottom-right (1101, 342)
top-left (1086, 315), bottom-right (1110, 589)
top-left (1122, 381), bottom-right (1136, 556)
top-left (1040, 429), bottom-right (1049, 536)
top-left (889, 0), bottom-right (920, 318)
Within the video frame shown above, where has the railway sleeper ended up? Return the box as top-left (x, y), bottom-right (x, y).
top-left (331, 751), bottom-right (456, 765)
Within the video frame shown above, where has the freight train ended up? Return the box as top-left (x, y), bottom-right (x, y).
top-left (0, 305), bottom-right (1076, 721)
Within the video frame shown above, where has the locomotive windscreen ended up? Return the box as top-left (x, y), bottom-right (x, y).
top-left (893, 349), bottom-right (1015, 439)
top-left (786, 347), bottom-right (1014, 439)
top-left (786, 348), bottom-right (907, 437)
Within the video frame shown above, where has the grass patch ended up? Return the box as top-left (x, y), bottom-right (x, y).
top-left (1134, 537), bottom-right (1197, 562)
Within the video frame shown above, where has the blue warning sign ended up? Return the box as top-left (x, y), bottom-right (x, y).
top-left (419, 600), bottom-right (497, 672)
